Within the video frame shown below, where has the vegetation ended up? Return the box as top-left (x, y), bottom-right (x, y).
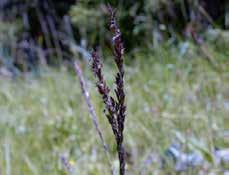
top-left (0, 1), bottom-right (228, 175)
top-left (91, 6), bottom-right (126, 174)
top-left (0, 45), bottom-right (228, 174)
top-left (0, 0), bottom-right (227, 70)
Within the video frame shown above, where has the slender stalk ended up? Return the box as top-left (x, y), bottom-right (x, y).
top-left (74, 61), bottom-right (114, 175)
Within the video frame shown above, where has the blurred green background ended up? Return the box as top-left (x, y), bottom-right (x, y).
top-left (0, 0), bottom-right (228, 175)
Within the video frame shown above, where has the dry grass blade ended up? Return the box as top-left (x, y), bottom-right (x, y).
top-left (73, 61), bottom-right (114, 175)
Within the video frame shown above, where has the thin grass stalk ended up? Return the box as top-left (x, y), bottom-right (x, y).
top-left (63, 15), bottom-right (113, 172)
top-left (73, 61), bottom-right (114, 175)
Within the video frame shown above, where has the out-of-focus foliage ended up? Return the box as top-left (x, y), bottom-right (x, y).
top-left (0, 48), bottom-right (228, 174)
top-left (0, 20), bottom-right (22, 74)
top-left (0, 0), bottom-right (227, 70)
top-left (69, 0), bottom-right (226, 51)
top-left (0, 0), bottom-right (76, 70)
top-left (70, 4), bottom-right (104, 47)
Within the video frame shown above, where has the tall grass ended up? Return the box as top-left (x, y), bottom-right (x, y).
top-left (0, 46), bottom-right (228, 174)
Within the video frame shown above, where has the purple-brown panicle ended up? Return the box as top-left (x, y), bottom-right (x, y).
top-left (91, 5), bottom-right (127, 175)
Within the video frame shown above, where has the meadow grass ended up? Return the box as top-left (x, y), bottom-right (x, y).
top-left (0, 47), bottom-right (228, 175)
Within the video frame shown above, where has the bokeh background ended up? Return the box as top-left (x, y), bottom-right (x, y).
top-left (0, 0), bottom-right (228, 175)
